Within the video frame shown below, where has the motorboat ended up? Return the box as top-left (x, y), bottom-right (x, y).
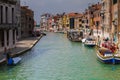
top-left (84, 36), bottom-right (96, 47)
top-left (67, 30), bottom-right (83, 42)
top-left (96, 48), bottom-right (120, 64)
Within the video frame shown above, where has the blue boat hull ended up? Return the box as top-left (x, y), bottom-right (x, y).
top-left (97, 54), bottom-right (120, 64)
top-left (98, 58), bottom-right (120, 64)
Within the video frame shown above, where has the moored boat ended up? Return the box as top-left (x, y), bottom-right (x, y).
top-left (84, 36), bottom-right (96, 47)
top-left (67, 30), bottom-right (83, 42)
top-left (96, 48), bottom-right (120, 64)
top-left (6, 52), bottom-right (21, 66)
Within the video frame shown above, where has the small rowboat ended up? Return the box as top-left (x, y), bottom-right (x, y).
top-left (7, 57), bottom-right (21, 66)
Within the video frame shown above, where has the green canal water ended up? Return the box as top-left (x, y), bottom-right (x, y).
top-left (1, 33), bottom-right (120, 80)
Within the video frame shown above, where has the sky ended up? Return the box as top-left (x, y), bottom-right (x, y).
top-left (21, 0), bottom-right (100, 24)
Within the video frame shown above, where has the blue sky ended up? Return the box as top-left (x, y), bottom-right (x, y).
top-left (21, 0), bottom-right (100, 24)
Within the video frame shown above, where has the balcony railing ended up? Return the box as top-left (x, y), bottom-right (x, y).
top-left (0, 23), bottom-right (17, 29)
top-left (0, 0), bottom-right (17, 5)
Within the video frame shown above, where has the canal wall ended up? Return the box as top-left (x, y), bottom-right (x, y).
top-left (0, 35), bottom-right (43, 65)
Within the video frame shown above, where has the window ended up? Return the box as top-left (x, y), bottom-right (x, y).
top-left (79, 24), bottom-right (82, 27)
top-left (7, 30), bottom-right (9, 46)
top-left (6, 7), bottom-right (8, 23)
top-left (86, 19), bottom-right (88, 24)
top-left (12, 8), bottom-right (14, 24)
top-left (79, 19), bottom-right (82, 22)
top-left (29, 31), bottom-right (32, 34)
top-left (29, 18), bottom-right (31, 21)
top-left (0, 6), bottom-right (3, 24)
top-left (96, 21), bottom-right (100, 27)
top-left (0, 30), bottom-right (4, 47)
top-left (13, 30), bottom-right (15, 44)
top-left (29, 24), bottom-right (31, 28)
top-left (113, 0), bottom-right (117, 5)
top-left (102, 2), bottom-right (105, 7)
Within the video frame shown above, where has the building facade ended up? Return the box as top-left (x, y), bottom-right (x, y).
top-left (40, 13), bottom-right (51, 31)
top-left (74, 13), bottom-right (83, 30)
top-left (84, 3), bottom-right (102, 37)
top-left (16, 0), bottom-right (21, 39)
top-left (101, 0), bottom-right (111, 38)
top-left (118, 0), bottom-right (120, 41)
top-left (0, 0), bottom-right (19, 52)
top-left (21, 6), bottom-right (34, 38)
top-left (93, 3), bottom-right (102, 37)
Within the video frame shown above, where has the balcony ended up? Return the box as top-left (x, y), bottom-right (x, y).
top-left (0, 0), bottom-right (17, 5)
top-left (0, 23), bottom-right (17, 30)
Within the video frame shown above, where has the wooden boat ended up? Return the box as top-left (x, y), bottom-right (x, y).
top-left (67, 30), bottom-right (83, 42)
top-left (6, 52), bottom-right (21, 66)
top-left (84, 36), bottom-right (96, 47)
top-left (96, 48), bottom-right (120, 64)
top-left (7, 57), bottom-right (21, 66)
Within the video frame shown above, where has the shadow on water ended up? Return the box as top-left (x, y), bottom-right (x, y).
top-left (0, 64), bottom-right (14, 72)
top-left (84, 45), bottom-right (96, 49)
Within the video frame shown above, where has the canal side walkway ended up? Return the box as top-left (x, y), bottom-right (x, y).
top-left (0, 35), bottom-right (43, 64)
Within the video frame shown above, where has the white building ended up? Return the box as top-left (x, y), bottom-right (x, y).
top-left (0, 0), bottom-right (20, 52)
top-left (40, 13), bottom-right (51, 31)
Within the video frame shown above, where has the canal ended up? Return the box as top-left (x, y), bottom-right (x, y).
top-left (0, 33), bottom-right (120, 80)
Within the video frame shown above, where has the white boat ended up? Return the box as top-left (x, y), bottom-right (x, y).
top-left (84, 36), bottom-right (96, 47)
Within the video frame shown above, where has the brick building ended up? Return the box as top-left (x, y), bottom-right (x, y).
top-left (21, 6), bottom-right (34, 38)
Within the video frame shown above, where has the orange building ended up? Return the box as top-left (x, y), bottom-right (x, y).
top-left (86, 3), bottom-right (102, 37)
top-left (68, 12), bottom-right (83, 30)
